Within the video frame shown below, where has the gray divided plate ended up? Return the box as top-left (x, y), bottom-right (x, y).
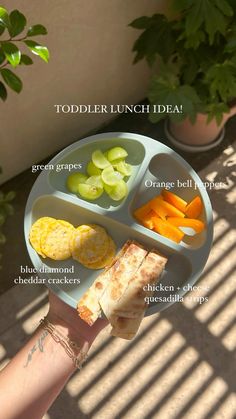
top-left (24, 132), bottom-right (213, 316)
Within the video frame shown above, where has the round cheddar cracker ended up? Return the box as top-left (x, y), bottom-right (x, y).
top-left (82, 237), bottom-right (116, 269)
top-left (29, 217), bottom-right (55, 258)
top-left (41, 220), bottom-right (74, 260)
top-left (71, 224), bottom-right (109, 265)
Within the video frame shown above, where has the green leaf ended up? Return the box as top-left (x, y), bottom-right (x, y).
top-left (182, 55), bottom-right (199, 84)
top-left (9, 9), bottom-right (27, 37)
top-left (206, 102), bottom-right (230, 125)
top-left (148, 70), bottom-right (200, 123)
top-left (0, 81), bottom-right (7, 101)
top-left (1, 42), bottom-right (21, 67)
top-left (0, 6), bottom-right (10, 28)
top-left (27, 24), bottom-right (47, 37)
top-left (185, 1), bottom-right (203, 35)
top-left (214, 0), bottom-right (233, 17)
top-left (184, 30), bottom-right (206, 49)
top-left (24, 40), bottom-right (49, 63)
top-left (129, 16), bottom-right (154, 29)
top-left (0, 68), bottom-right (23, 93)
top-left (206, 62), bottom-right (236, 102)
top-left (20, 54), bottom-right (33, 65)
top-left (184, 0), bottom-right (229, 44)
top-left (131, 14), bottom-right (174, 64)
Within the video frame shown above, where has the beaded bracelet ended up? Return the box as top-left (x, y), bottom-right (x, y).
top-left (39, 317), bottom-right (88, 369)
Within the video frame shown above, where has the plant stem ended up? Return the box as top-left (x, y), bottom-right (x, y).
top-left (5, 36), bottom-right (27, 42)
top-left (0, 61), bottom-right (8, 70)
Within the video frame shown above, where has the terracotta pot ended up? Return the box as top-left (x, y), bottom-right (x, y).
top-left (168, 106), bottom-right (236, 146)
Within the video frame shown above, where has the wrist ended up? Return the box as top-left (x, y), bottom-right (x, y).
top-left (46, 311), bottom-right (102, 346)
top-left (39, 317), bottom-right (89, 371)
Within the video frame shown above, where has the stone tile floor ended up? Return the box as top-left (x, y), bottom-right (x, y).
top-left (0, 112), bottom-right (235, 418)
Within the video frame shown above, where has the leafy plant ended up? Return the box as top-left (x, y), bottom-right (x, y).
top-left (130, 0), bottom-right (236, 125)
top-left (0, 5), bottom-right (49, 100)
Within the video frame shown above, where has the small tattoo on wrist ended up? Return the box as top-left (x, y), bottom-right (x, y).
top-left (24, 330), bottom-right (48, 368)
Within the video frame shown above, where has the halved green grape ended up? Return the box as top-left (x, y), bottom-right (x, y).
top-left (107, 147), bottom-right (128, 162)
top-left (66, 172), bottom-right (88, 194)
top-left (104, 179), bottom-right (128, 201)
top-left (86, 175), bottom-right (103, 189)
top-left (115, 161), bottom-right (132, 176)
top-left (86, 161), bottom-right (102, 176)
top-left (92, 149), bottom-right (110, 169)
top-left (111, 157), bottom-right (125, 168)
top-left (101, 166), bottom-right (123, 186)
top-left (103, 183), bottom-right (113, 195)
top-left (77, 183), bottom-right (103, 200)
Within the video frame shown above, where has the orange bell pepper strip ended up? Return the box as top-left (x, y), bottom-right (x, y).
top-left (141, 210), bottom-right (156, 230)
top-left (150, 197), bottom-right (185, 220)
top-left (133, 202), bottom-right (151, 222)
top-left (167, 217), bottom-right (205, 233)
top-left (152, 217), bottom-right (185, 243)
top-left (133, 196), bottom-right (164, 221)
top-left (161, 189), bottom-right (187, 212)
top-left (185, 196), bottom-right (203, 218)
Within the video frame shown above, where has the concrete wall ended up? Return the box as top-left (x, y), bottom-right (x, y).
top-left (1, 0), bottom-right (167, 184)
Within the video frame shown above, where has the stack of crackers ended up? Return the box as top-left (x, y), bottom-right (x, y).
top-left (29, 217), bottom-right (116, 269)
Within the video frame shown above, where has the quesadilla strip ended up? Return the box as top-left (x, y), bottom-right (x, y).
top-left (77, 240), bottom-right (131, 325)
top-left (111, 250), bottom-right (168, 339)
top-left (99, 241), bottom-right (148, 325)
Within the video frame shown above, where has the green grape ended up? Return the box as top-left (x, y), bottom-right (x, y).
top-left (86, 175), bottom-right (104, 189)
top-left (111, 158), bottom-right (125, 168)
top-left (101, 166), bottom-right (123, 186)
top-left (77, 183), bottom-right (103, 200)
top-left (86, 161), bottom-right (102, 176)
top-left (66, 172), bottom-right (88, 194)
top-left (103, 183), bottom-right (113, 195)
top-left (104, 179), bottom-right (128, 201)
top-left (115, 161), bottom-right (132, 176)
top-left (107, 147), bottom-right (128, 162)
top-left (92, 149), bottom-right (110, 169)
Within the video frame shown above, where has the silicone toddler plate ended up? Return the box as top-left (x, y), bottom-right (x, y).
top-left (24, 132), bottom-right (213, 315)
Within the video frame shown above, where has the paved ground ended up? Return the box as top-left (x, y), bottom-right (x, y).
top-left (0, 111), bottom-right (235, 418)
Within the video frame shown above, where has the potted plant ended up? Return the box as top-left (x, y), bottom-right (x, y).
top-left (0, 5), bottom-right (49, 265)
top-left (130, 0), bottom-right (236, 151)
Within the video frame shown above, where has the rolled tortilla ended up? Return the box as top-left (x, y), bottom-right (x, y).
top-left (111, 250), bottom-right (168, 339)
top-left (77, 240), bottom-right (131, 325)
top-left (99, 241), bottom-right (148, 325)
